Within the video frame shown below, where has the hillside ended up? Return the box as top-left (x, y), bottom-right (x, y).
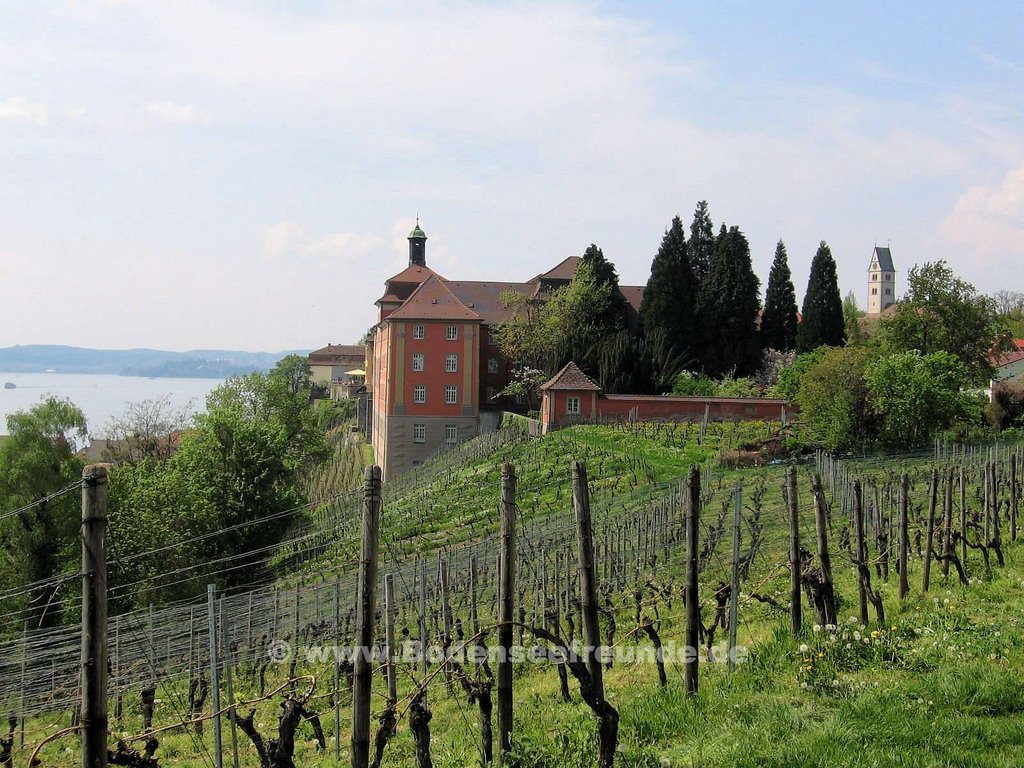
top-left (8, 422), bottom-right (1024, 767)
top-left (0, 344), bottom-right (304, 377)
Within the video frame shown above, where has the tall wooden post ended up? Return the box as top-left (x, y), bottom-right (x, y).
top-left (497, 463), bottom-right (516, 766)
top-left (351, 466), bottom-right (382, 768)
top-left (787, 467), bottom-right (802, 636)
top-left (207, 584), bottom-right (223, 768)
top-left (941, 468), bottom-right (954, 579)
top-left (853, 481), bottom-right (869, 625)
top-left (1011, 452), bottom-right (1019, 543)
top-left (684, 466), bottom-right (700, 696)
top-left (811, 473), bottom-right (836, 625)
top-left (384, 574), bottom-right (398, 706)
top-left (220, 598), bottom-right (240, 768)
top-left (898, 473), bottom-right (909, 600)
top-left (573, 461), bottom-right (604, 699)
top-left (923, 469), bottom-right (937, 592)
top-left (81, 464), bottom-right (109, 768)
top-left (728, 483), bottom-right (741, 673)
top-left (333, 576), bottom-right (341, 762)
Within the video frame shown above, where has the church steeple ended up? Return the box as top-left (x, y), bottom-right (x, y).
top-left (408, 217), bottom-right (427, 267)
top-left (867, 244), bottom-right (896, 315)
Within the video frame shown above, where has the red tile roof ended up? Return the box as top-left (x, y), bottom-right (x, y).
top-left (386, 264), bottom-right (443, 284)
top-left (386, 275), bottom-right (482, 321)
top-left (541, 361), bottom-right (602, 391)
top-left (445, 281), bottom-right (535, 324)
top-left (532, 256), bottom-right (581, 282)
top-left (994, 339), bottom-right (1024, 369)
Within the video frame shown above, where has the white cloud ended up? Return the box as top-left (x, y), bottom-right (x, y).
top-left (146, 101), bottom-right (202, 123)
top-left (942, 164), bottom-right (1024, 255)
top-left (263, 221), bottom-right (388, 264)
top-left (0, 96), bottom-right (48, 126)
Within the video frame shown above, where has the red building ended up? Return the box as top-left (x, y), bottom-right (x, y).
top-left (368, 223), bottom-right (642, 479)
top-left (540, 362), bottom-right (795, 433)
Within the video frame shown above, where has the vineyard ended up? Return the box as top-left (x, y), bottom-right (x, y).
top-left (1, 421), bottom-right (1023, 767)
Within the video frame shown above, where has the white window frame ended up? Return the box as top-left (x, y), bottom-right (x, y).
top-left (445, 424), bottom-right (458, 445)
top-left (445, 354), bottom-right (458, 373)
top-left (566, 396), bottom-right (581, 415)
top-left (488, 327), bottom-right (498, 345)
top-left (446, 325), bottom-right (458, 341)
top-left (413, 423), bottom-right (426, 443)
top-left (412, 353), bottom-right (424, 372)
top-left (445, 385), bottom-right (458, 404)
top-left (487, 358), bottom-right (499, 374)
top-left (413, 385), bottom-right (426, 404)
top-left (413, 325), bottom-right (425, 340)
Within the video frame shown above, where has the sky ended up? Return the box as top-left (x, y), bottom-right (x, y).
top-left (2, 1), bottom-right (1023, 352)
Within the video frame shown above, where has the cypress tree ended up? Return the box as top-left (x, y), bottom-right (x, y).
top-left (639, 216), bottom-right (697, 366)
top-left (688, 201), bottom-right (715, 288)
top-left (697, 225), bottom-right (762, 377)
top-left (761, 240), bottom-right (799, 351)
top-left (797, 240), bottom-right (846, 352)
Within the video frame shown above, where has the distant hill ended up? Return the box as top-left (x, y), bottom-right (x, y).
top-left (0, 345), bottom-right (308, 378)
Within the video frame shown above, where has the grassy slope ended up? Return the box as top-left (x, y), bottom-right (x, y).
top-left (24, 425), bottom-right (1024, 767)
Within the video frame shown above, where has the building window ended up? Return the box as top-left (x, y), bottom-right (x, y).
top-left (413, 423), bottom-right (425, 443)
top-left (487, 386), bottom-right (498, 401)
top-left (445, 424), bottom-right (458, 445)
top-left (872, 273), bottom-right (878, 281)
top-left (412, 353), bottom-right (424, 372)
top-left (567, 397), bottom-right (581, 415)
top-left (414, 385), bottom-right (426, 404)
top-left (872, 287), bottom-right (878, 295)
top-left (487, 358), bottom-right (499, 374)
top-left (446, 325), bottom-right (458, 341)
top-left (445, 385), bottom-right (458, 404)
top-left (488, 327), bottom-right (498, 345)
top-left (445, 354), bottom-right (458, 373)
top-left (413, 325), bottom-right (425, 340)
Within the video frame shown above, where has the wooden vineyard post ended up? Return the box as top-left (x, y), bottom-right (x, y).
top-left (333, 575), bottom-right (341, 762)
top-left (497, 463), bottom-right (517, 767)
top-left (728, 483), bottom-right (741, 673)
top-left (923, 469), bottom-right (938, 592)
top-left (384, 574), bottom-right (398, 706)
top-left (787, 467), bottom-right (802, 636)
top-left (1012, 451), bottom-right (1019, 543)
top-left (220, 598), bottom-right (240, 768)
top-left (853, 482), bottom-right (869, 625)
top-left (898, 473), bottom-right (909, 600)
top-left (351, 466), bottom-right (382, 768)
top-left (573, 461), bottom-right (604, 699)
top-left (207, 584), bottom-right (223, 768)
top-left (685, 466), bottom-right (700, 696)
top-left (81, 464), bottom-right (109, 768)
top-left (960, 465), bottom-right (968, 569)
top-left (811, 473), bottom-right (837, 626)
top-left (941, 468), bottom-right (954, 579)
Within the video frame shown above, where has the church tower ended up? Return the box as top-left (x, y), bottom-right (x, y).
top-left (867, 245), bottom-right (895, 315)
top-left (408, 219), bottom-right (427, 267)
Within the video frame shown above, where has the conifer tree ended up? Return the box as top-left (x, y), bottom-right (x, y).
top-left (761, 240), bottom-right (799, 351)
top-left (688, 201), bottom-right (715, 287)
top-left (697, 225), bottom-right (762, 377)
top-left (580, 243), bottom-right (627, 329)
top-left (797, 240), bottom-right (846, 352)
top-left (639, 216), bottom-right (696, 370)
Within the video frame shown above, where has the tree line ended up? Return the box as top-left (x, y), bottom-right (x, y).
top-left (0, 356), bottom-right (335, 633)
top-left (497, 200), bottom-right (846, 399)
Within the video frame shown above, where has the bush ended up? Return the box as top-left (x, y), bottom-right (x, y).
top-left (672, 370), bottom-right (716, 396)
top-left (988, 377), bottom-right (1024, 430)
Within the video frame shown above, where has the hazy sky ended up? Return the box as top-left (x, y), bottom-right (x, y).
top-left (2, 1), bottom-right (1023, 352)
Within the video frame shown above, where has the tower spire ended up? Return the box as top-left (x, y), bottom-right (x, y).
top-left (407, 217), bottom-right (427, 267)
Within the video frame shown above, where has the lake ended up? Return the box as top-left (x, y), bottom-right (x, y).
top-left (0, 372), bottom-right (224, 437)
